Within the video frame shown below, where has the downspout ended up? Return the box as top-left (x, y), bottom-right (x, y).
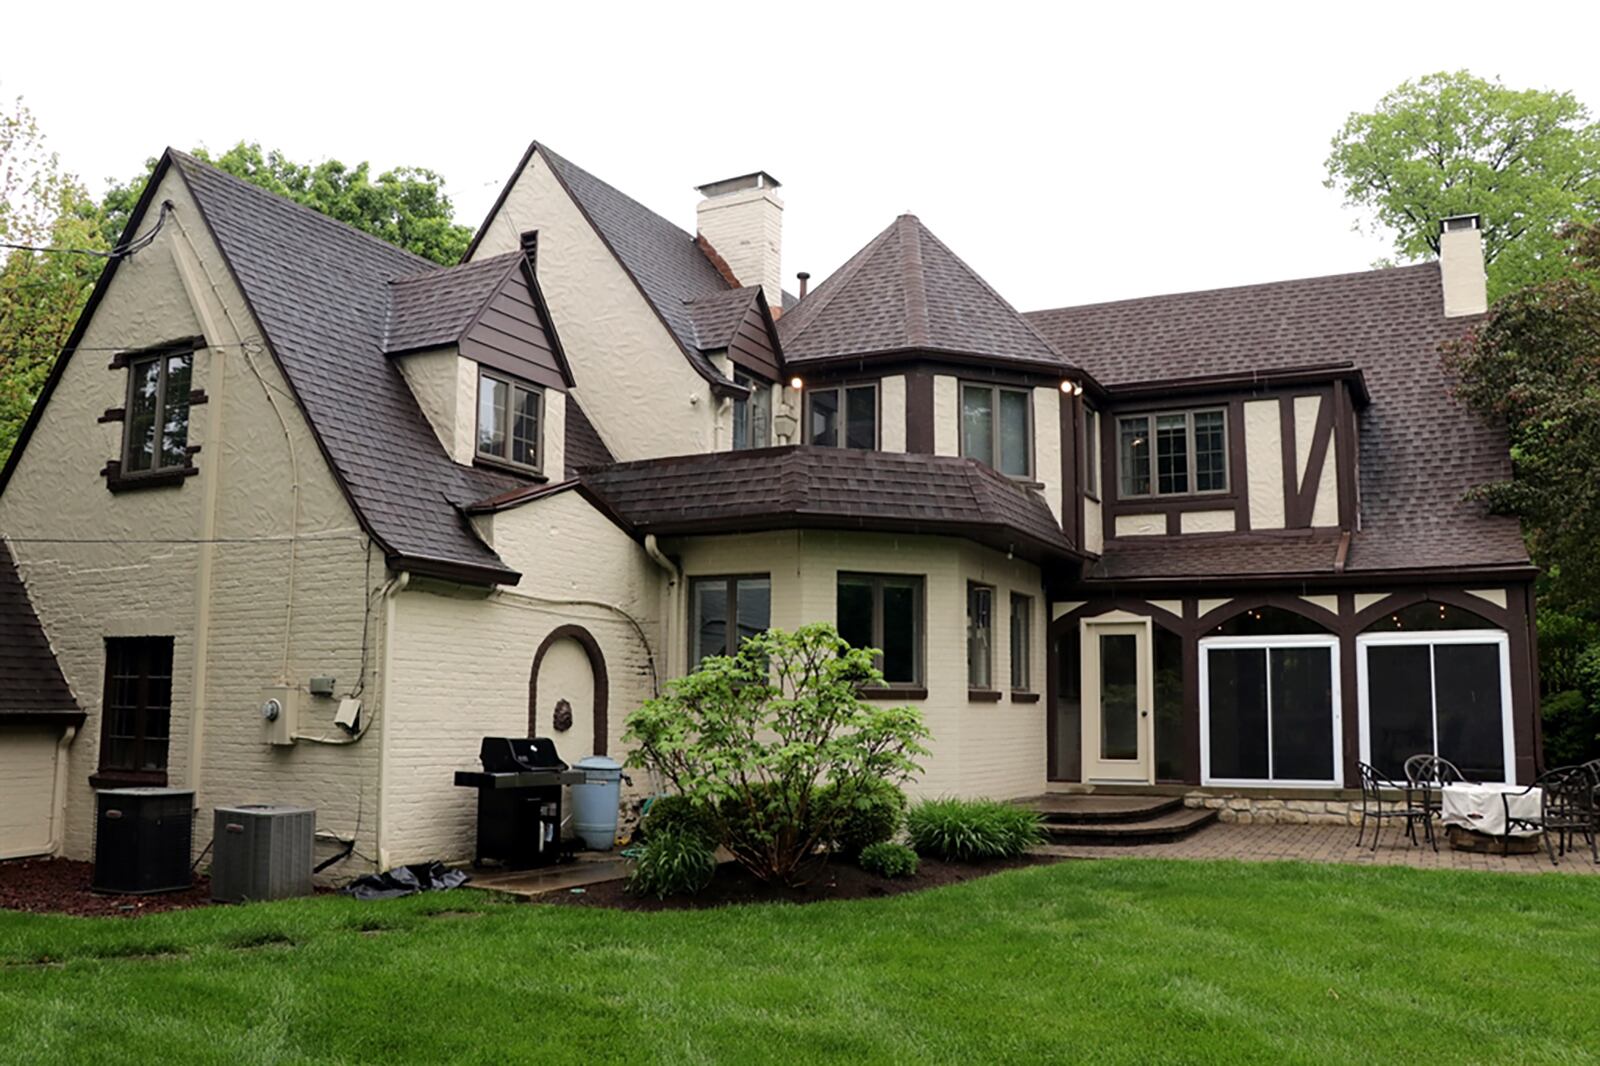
top-left (374, 569), bottom-right (410, 870)
top-left (644, 534), bottom-right (680, 681)
top-left (47, 725), bottom-right (78, 857)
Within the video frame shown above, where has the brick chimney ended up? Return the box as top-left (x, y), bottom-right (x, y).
top-left (1439, 214), bottom-right (1487, 317)
top-left (695, 172), bottom-right (783, 309)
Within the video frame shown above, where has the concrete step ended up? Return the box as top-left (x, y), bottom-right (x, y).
top-left (1019, 794), bottom-right (1185, 824)
top-left (1039, 806), bottom-right (1220, 846)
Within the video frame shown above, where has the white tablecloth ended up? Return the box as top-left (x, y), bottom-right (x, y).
top-left (1439, 782), bottom-right (1542, 838)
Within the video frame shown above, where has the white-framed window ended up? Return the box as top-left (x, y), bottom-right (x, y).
top-left (961, 382), bottom-right (1032, 478)
top-left (1356, 630), bottom-right (1514, 784)
top-left (1200, 635), bottom-right (1342, 788)
top-left (1117, 407), bottom-right (1227, 498)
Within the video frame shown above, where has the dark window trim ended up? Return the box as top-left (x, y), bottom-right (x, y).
top-left (96, 636), bottom-right (175, 782)
top-left (1116, 406), bottom-right (1229, 500)
top-left (118, 347), bottom-right (196, 479)
top-left (968, 688), bottom-right (1003, 702)
top-left (1010, 591), bottom-right (1034, 693)
top-left (967, 581), bottom-right (995, 691)
top-left (858, 685), bottom-right (928, 700)
top-left (476, 368), bottom-right (545, 475)
top-left (959, 380), bottom-right (1034, 479)
top-left (838, 571), bottom-right (925, 687)
top-left (805, 381), bottom-right (880, 450)
top-left (688, 573), bottom-right (771, 668)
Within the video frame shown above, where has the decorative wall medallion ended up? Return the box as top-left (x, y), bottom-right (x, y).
top-left (552, 698), bottom-right (573, 732)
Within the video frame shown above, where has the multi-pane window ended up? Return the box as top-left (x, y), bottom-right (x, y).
top-left (837, 573), bottom-right (923, 686)
top-left (808, 383), bottom-right (876, 449)
top-left (732, 371), bottom-right (771, 451)
top-left (1083, 407), bottom-right (1100, 497)
top-left (477, 370), bottom-right (542, 471)
top-left (1010, 593), bottom-right (1033, 691)
top-left (689, 575), bottom-right (771, 667)
top-left (961, 383), bottom-right (1031, 477)
top-left (123, 349), bottom-right (193, 474)
top-left (967, 584), bottom-right (994, 690)
top-left (1117, 408), bottom-right (1227, 497)
top-left (99, 637), bottom-right (174, 774)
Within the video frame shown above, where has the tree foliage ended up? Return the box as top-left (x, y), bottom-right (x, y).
top-left (1327, 71), bottom-right (1600, 298)
top-left (623, 623), bottom-right (930, 886)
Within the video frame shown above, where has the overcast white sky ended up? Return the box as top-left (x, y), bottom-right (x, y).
top-left (6, 0), bottom-right (1599, 309)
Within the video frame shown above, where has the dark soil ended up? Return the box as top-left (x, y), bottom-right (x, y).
top-left (544, 853), bottom-right (1060, 911)
top-left (0, 858), bottom-right (215, 918)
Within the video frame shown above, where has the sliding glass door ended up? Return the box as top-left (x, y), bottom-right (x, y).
top-left (1200, 637), bottom-right (1341, 787)
top-left (1357, 632), bottom-right (1512, 783)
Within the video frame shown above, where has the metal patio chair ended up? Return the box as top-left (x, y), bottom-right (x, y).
top-left (1403, 754), bottom-right (1465, 849)
top-left (1357, 761), bottom-right (1433, 852)
top-left (1502, 765), bottom-right (1599, 866)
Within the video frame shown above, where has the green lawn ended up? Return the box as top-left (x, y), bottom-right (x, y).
top-left (1, 860), bottom-right (1596, 1064)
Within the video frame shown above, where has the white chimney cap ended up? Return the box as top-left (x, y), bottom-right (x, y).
top-left (1439, 214), bottom-right (1482, 233)
top-left (695, 171), bottom-right (782, 198)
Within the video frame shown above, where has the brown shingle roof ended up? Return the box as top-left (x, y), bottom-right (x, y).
top-left (384, 252), bottom-right (522, 354)
top-left (0, 541), bottom-right (81, 722)
top-left (779, 215), bottom-right (1069, 368)
top-left (579, 446), bottom-right (1077, 562)
top-left (685, 287), bottom-right (762, 351)
top-left (563, 396), bottom-right (613, 476)
top-left (1028, 264), bottom-right (1530, 578)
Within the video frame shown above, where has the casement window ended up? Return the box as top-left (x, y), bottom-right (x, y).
top-left (123, 349), bottom-right (193, 475)
top-left (689, 575), bottom-right (771, 667)
top-left (1010, 593), bottom-right (1033, 692)
top-left (1083, 407), bottom-right (1100, 498)
top-left (961, 383), bottom-right (1031, 478)
top-left (732, 371), bottom-right (771, 451)
top-left (1357, 608), bottom-right (1511, 783)
top-left (837, 573), bottom-right (924, 687)
top-left (1201, 635), bottom-right (1341, 787)
top-left (808, 383), bottom-right (877, 449)
top-left (1117, 408), bottom-right (1227, 497)
top-left (476, 370), bottom-right (542, 472)
top-left (99, 637), bottom-right (174, 776)
top-left (967, 584), bottom-right (995, 690)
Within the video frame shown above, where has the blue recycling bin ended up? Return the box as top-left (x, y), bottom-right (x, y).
top-left (570, 755), bottom-right (624, 850)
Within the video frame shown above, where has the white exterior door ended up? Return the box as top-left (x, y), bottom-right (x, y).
top-left (1081, 619), bottom-right (1153, 783)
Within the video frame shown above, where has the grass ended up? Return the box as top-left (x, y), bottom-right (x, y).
top-left (1, 860), bottom-right (1597, 1064)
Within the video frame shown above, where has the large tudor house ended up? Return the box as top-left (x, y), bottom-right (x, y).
top-left (0, 142), bottom-right (1535, 869)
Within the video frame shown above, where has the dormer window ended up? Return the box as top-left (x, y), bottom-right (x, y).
top-left (732, 371), bottom-right (771, 451)
top-left (476, 369), bottom-right (543, 473)
top-left (1117, 408), bottom-right (1227, 498)
top-left (961, 382), bottom-right (1031, 478)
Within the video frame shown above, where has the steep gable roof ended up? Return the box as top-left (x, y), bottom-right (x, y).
top-left (0, 540), bottom-right (82, 723)
top-left (779, 214), bottom-right (1069, 369)
top-left (385, 252), bottom-right (524, 354)
top-left (170, 152), bottom-right (523, 584)
top-left (1028, 265), bottom-right (1529, 577)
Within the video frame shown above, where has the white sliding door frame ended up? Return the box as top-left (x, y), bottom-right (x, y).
top-left (1199, 634), bottom-right (1342, 788)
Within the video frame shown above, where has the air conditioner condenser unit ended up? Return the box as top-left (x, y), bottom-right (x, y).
top-left (210, 804), bottom-right (316, 903)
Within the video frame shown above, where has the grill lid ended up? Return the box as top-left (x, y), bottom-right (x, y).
top-left (479, 736), bottom-right (567, 774)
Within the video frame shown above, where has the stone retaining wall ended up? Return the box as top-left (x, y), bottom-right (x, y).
top-left (1184, 792), bottom-right (1360, 826)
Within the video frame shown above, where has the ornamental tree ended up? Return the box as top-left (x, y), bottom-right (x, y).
top-left (623, 623), bottom-right (930, 885)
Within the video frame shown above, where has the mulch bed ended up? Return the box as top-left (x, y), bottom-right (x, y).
top-left (542, 853), bottom-right (1060, 911)
top-left (0, 858), bottom-right (215, 918)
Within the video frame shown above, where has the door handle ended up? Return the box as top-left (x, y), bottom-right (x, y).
top-left (1140, 710), bottom-right (1149, 718)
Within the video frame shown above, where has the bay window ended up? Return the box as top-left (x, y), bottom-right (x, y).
top-left (808, 383), bottom-right (877, 449)
top-left (837, 573), bottom-right (923, 687)
top-left (967, 583), bottom-right (994, 690)
top-left (689, 575), bottom-right (771, 667)
top-left (1117, 407), bottom-right (1227, 497)
top-left (732, 371), bottom-right (771, 450)
top-left (1010, 593), bottom-right (1033, 692)
top-left (961, 383), bottom-right (1031, 478)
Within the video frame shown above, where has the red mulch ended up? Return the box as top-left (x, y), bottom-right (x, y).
top-left (0, 858), bottom-right (215, 918)
top-left (544, 853), bottom-right (1060, 911)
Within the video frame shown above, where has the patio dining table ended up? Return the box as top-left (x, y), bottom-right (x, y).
top-left (1439, 782), bottom-right (1542, 838)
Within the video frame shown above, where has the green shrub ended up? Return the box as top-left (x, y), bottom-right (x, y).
top-left (641, 794), bottom-right (716, 845)
top-left (627, 831), bottom-right (717, 899)
top-left (820, 777), bottom-right (906, 858)
top-left (858, 841), bottom-right (919, 878)
top-left (905, 798), bottom-right (1043, 862)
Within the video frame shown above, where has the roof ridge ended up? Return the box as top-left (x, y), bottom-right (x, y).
top-left (169, 149), bottom-right (440, 273)
top-left (537, 142), bottom-right (705, 255)
top-left (1025, 261), bottom-right (1439, 318)
top-left (780, 217), bottom-right (901, 346)
top-left (390, 249), bottom-right (521, 287)
top-left (900, 216), bottom-right (931, 348)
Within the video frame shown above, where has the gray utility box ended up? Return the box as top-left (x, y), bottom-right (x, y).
top-left (211, 804), bottom-right (315, 903)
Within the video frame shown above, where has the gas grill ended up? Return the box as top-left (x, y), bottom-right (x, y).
top-left (453, 737), bottom-right (584, 868)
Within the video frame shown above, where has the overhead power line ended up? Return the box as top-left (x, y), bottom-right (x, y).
top-left (0, 201), bottom-right (172, 259)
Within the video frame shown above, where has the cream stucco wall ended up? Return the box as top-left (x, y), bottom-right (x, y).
top-left (1033, 387), bottom-right (1062, 523)
top-left (1243, 398), bottom-right (1285, 529)
top-left (1180, 509), bottom-right (1235, 534)
top-left (1084, 497), bottom-right (1104, 555)
top-left (1115, 513), bottom-right (1166, 537)
top-left (381, 488), bottom-right (661, 864)
top-left (666, 530), bottom-right (1048, 800)
top-left (0, 166), bottom-right (384, 871)
top-left (932, 375), bottom-right (959, 456)
top-left (468, 150), bottom-right (715, 461)
top-left (880, 375), bottom-right (907, 452)
top-left (0, 726), bottom-right (61, 858)
top-left (395, 347), bottom-right (476, 464)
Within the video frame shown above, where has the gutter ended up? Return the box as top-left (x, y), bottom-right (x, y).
top-left (47, 725), bottom-right (78, 857)
top-left (643, 534), bottom-right (681, 684)
top-left (374, 569), bottom-right (410, 871)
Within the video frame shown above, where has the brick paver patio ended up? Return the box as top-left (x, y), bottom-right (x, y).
top-left (1039, 822), bottom-right (1600, 874)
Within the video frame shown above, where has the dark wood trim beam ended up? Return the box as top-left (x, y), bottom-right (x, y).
top-left (1278, 396), bottom-right (1299, 527)
top-left (1228, 397), bottom-right (1250, 532)
top-left (904, 371), bottom-right (935, 454)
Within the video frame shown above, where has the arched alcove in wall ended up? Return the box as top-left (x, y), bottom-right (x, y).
top-left (528, 624), bottom-right (609, 758)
